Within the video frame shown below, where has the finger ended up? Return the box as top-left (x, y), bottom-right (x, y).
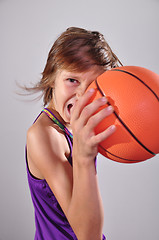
top-left (91, 124), bottom-right (116, 146)
top-left (76, 97), bottom-right (110, 131)
top-left (71, 88), bottom-right (97, 122)
top-left (72, 96), bottom-right (108, 129)
top-left (86, 105), bottom-right (114, 131)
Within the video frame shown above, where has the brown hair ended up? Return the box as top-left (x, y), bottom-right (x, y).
top-left (26, 27), bottom-right (122, 106)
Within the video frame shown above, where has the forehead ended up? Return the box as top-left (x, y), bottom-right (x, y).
top-left (57, 65), bottom-right (104, 81)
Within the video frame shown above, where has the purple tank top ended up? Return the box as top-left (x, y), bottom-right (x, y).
top-left (26, 109), bottom-right (106, 240)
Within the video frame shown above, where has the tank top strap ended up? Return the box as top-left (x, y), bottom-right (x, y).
top-left (42, 108), bottom-right (73, 166)
top-left (65, 133), bottom-right (73, 166)
top-left (42, 108), bottom-right (73, 140)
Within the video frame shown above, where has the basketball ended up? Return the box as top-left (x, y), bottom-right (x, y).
top-left (88, 66), bottom-right (159, 163)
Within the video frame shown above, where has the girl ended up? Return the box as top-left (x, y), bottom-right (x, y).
top-left (26, 27), bottom-right (122, 240)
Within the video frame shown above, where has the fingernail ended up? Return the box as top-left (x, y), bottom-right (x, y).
top-left (100, 97), bottom-right (107, 102)
top-left (109, 125), bottom-right (116, 131)
top-left (107, 105), bottom-right (114, 111)
top-left (88, 88), bottom-right (95, 93)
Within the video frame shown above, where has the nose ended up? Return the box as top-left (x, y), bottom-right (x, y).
top-left (76, 85), bottom-right (87, 99)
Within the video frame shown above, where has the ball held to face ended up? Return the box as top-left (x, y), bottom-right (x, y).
top-left (87, 66), bottom-right (159, 163)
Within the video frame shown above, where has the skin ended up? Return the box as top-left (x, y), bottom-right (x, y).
top-left (27, 65), bottom-right (116, 240)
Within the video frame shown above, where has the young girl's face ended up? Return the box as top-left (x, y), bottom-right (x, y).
top-left (50, 65), bottom-right (104, 125)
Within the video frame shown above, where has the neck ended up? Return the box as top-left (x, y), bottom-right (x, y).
top-left (46, 104), bottom-right (72, 133)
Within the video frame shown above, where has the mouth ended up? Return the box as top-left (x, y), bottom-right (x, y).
top-left (67, 104), bottom-right (73, 113)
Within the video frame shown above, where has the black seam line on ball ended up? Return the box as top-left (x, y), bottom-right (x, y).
top-left (95, 79), bottom-right (156, 156)
top-left (98, 144), bottom-right (139, 162)
top-left (111, 69), bottom-right (159, 101)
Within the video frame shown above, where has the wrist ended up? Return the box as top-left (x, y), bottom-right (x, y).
top-left (72, 154), bottom-right (96, 169)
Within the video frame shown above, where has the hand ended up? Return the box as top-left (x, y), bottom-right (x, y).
top-left (70, 88), bottom-right (116, 166)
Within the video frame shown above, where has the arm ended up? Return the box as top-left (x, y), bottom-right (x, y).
top-left (67, 89), bottom-right (115, 239)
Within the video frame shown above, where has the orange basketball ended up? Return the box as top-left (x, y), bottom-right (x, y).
top-left (88, 66), bottom-right (159, 163)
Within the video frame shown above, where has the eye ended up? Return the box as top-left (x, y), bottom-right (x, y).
top-left (68, 78), bottom-right (78, 83)
top-left (67, 78), bottom-right (80, 85)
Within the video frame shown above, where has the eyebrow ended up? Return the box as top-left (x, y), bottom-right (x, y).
top-left (63, 72), bottom-right (82, 79)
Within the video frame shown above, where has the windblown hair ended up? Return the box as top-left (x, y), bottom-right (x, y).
top-left (26, 27), bottom-right (122, 106)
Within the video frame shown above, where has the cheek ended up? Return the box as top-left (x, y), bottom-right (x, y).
top-left (63, 85), bottom-right (76, 97)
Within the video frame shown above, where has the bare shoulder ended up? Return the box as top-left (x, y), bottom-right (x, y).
top-left (26, 112), bottom-right (71, 179)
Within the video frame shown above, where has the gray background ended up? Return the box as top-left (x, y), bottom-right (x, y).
top-left (0, 0), bottom-right (159, 239)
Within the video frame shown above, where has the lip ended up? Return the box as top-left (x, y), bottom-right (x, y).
top-left (67, 103), bottom-right (73, 113)
top-left (64, 96), bottom-right (77, 122)
top-left (64, 102), bottom-right (74, 122)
